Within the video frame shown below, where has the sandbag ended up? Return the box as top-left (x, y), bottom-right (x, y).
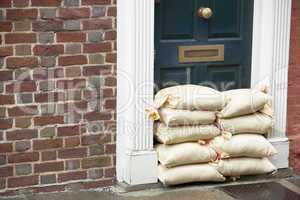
top-left (158, 164), bottom-right (226, 186)
top-left (154, 84), bottom-right (224, 111)
top-left (159, 108), bottom-right (216, 126)
top-left (209, 134), bottom-right (277, 158)
top-left (156, 143), bottom-right (217, 168)
top-left (155, 123), bottom-right (220, 144)
top-left (217, 113), bottom-right (273, 135)
top-left (217, 157), bottom-right (276, 177)
top-left (218, 89), bottom-right (269, 118)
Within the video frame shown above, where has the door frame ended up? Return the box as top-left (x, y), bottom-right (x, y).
top-left (117, 0), bottom-right (292, 185)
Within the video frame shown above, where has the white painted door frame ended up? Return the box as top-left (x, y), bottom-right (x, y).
top-left (117, 0), bottom-right (292, 185)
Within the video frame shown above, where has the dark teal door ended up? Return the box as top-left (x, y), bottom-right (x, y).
top-left (155, 0), bottom-right (254, 91)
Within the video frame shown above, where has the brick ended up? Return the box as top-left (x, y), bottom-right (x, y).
top-left (0, 95), bottom-right (15, 105)
top-left (40, 127), bottom-right (56, 138)
top-left (41, 56), bottom-right (56, 67)
top-left (33, 185), bottom-right (65, 193)
top-left (65, 66), bottom-right (81, 77)
top-left (84, 111), bottom-right (112, 121)
top-left (6, 81), bottom-right (37, 93)
top-left (88, 54), bottom-right (104, 64)
top-left (82, 0), bottom-right (111, 5)
top-left (8, 105), bottom-right (38, 117)
top-left (64, 0), bottom-right (79, 6)
top-left (58, 148), bottom-right (87, 159)
top-left (39, 81), bottom-right (55, 91)
top-left (106, 52), bottom-right (116, 63)
top-left (82, 156), bottom-right (111, 169)
top-left (83, 65), bottom-right (112, 76)
top-left (57, 125), bottom-right (80, 137)
top-left (92, 7), bottom-right (106, 17)
top-left (0, 46), bottom-right (13, 56)
top-left (15, 68), bottom-right (31, 81)
top-left (31, 0), bottom-right (62, 7)
top-left (41, 174), bottom-right (56, 184)
top-left (88, 168), bottom-right (103, 179)
top-left (65, 44), bottom-right (81, 54)
top-left (0, 107), bottom-right (5, 118)
top-left (33, 45), bottom-right (64, 56)
top-left (82, 179), bottom-right (114, 190)
top-left (34, 116), bottom-right (64, 126)
top-left (15, 164), bottom-right (32, 175)
top-left (64, 90), bottom-right (82, 101)
top-left (89, 145), bottom-right (104, 156)
top-left (33, 138), bottom-right (63, 150)
top-left (65, 160), bottom-right (80, 170)
top-left (0, 155), bottom-right (6, 165)
top-left (34, 161), bottom-right (64, 173)
top-left (82, 19), bottom-right (112, 30)
top-left (13, 0), bottom-right (29, 7)
top-left (8, 152), bottom-right (39, 163)
top-left (65, 137), bottom-right (80, 147)
top-left (82, 134), bottom-right (110, 146)
top-left (14, 21), bottom-right (31, 31)
top-left (0, 119), bottom-right (13, 130)
top-left (88, 32), bottom-right (103, 42)
top-left (104, 167), bottom-right (115, 178)
top-left (104, 30), bottom-right (116, 40)
top-left (57, 32), bottom-right (86, 42)
top-left (39, 32), bottom-right (54, 44)
top-left (83, 42), bottom-right (112, 53)
top-left (0, 22), bottom-right (12, 32)
top-left (6, 57), bottom-right (38, 69)
top-left (15, 118), bottom-right (31, 128)
top-left (0, 178), bottom-right (5, 189)
top-left (0, 0), bottom-right (11, 7)
top-left (8, 175), bottom-right (38, 188)
top-left (40, 8), bottom-right (57, 19)
top-left (0, 70), bottom-right (13, 81)
top-left (6, 129), bottom-right (38, 141)
top-left (33, 21), bottom-right (63, 32)
top-left (57, 79), bottom-right (86, 89)
top-left (16, 93), bottom-right (33, 104)
top-left (58, 55), bottom-right (87, 66)
top-left (35, 92), bottom-right (64, 103)
top-left (105, 76), bottom-right (116, 86)
top-left (58, 171), bottom-right (86, 183)
top-left (42, 151), bottom-right (57, 161)
top-left (64, 20), bottom-right (81, 30)
top-left (105, 144), bottom-right (115, 154)
top-left (107, 6), bottom-right (116, 17)
top-left (5, 33), bottom-right (36, 44)
top-left (41, 104), bottom-right (56, 115)
top-left (7, 9), bottom-right (38, 20)
top-left (0, 143), bottom-right (13, 153)
top-left (15, 45), bottom-right (31, 56)
top-left (59, 8), bottom-right (90, 19)
top-left (0, 166), bottom-right (13, 178)
top-left (104, 99), bottom-right (116, 109)
top-left (15, 141), bottom-right (31, 152)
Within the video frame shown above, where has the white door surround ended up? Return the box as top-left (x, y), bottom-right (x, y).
top-left (117, 0), bottom-right (293, 185)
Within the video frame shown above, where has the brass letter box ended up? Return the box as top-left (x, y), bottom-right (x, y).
top-left (178, 45), bottom-right (224, 63)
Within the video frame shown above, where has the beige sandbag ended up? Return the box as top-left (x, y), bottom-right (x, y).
top-left (217, 113), bottom-right (273, 135)
top-left (217, 157), bottom-right (276, 177)
top-left (156, 143), bottom-right (217, 168)
top-left (209, 134), bottom-right (277, 158)
top-left (158, 164), bottom-right (226, 185)
top-left (155, 123), bottom-right (220, 144)
top-left (159, 108), bottom-right (216, 126)
top-left (154, 84), bottom-right (224, 111)
top-left (218, 89), bottom-right (269, 118)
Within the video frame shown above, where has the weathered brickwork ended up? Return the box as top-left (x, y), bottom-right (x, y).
top-left (0, 0), bottom-right (116, 195)
top-left (288, 0), bottom-right (300, 171)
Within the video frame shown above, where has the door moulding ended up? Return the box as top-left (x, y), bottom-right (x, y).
top-left (117, 0), bottom-right (292, 185)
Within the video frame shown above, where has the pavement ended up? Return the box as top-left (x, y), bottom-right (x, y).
top-left (1, 174), bottom-right (300, 200)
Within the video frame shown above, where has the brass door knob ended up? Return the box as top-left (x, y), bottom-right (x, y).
top-left (198, 7), bottom-right (213, 19)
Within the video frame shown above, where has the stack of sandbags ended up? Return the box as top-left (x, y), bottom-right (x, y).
top-left (210, 89), bottom-right (277, 178)
top-left (151, 85), bottom-right (226, 185)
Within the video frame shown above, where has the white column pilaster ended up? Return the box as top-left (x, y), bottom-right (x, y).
top-left (117, 0), bottom-right (157, 185)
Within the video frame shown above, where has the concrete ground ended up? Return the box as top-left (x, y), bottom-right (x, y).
top-left (1, 174), bottom-right (299, 200)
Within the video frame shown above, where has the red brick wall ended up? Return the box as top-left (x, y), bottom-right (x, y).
top-left (0, 0), bottom-right (116, 195)
top-left (288, 0), bottom-right (300, 171)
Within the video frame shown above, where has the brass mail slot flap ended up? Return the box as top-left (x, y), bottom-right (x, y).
top-left (178, 45), bottom-right (224, 63)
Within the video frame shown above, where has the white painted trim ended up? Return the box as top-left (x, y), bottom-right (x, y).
top-left (117, 0), bottom-right (293, 185)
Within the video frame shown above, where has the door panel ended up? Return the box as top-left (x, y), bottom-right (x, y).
top-left (155, 0), bottom-right (254, 92)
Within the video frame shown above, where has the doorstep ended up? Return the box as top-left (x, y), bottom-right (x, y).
top-left (115, 168), bottom-right (294, 193)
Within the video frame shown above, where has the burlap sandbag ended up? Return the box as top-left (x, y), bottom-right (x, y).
top-left (217, 157), bottom-right (276, 177)
top-left (155, 123), bottom-right (220, 144)
top-left (154, 84), bottom-right (224, 111)
top-left (217, 113), bottom-right (273, 135)
top-left (218, 89), bottom-right (269, 118)
top-left (158, 164), bottom-right (226, 185)
top-left (159, 108), bottom-right (216, 126)
top-left (209, 134), bottom-right (277, 158)
top-left (156, 143), bottom-right (217, 168)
